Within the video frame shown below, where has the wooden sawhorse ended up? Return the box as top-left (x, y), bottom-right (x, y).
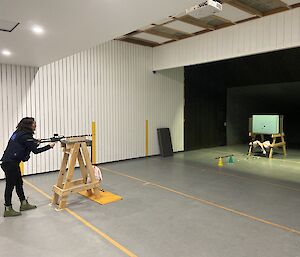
top-left (248, 133), bottom-right (287, 159)
top-left (52, 137), bottom-right (102, 210)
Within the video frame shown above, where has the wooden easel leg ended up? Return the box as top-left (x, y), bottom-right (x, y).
top-left (59, 196), bottom-right (67, 209)
top-left (56, 143), bottom-right (80, 209)
top-left (52, 194), bottom-right (60, 206)
top-left (63, 144), bottom-right (80, 190)
top-left (81, 142), bottom-right (102, 196)
top-left (78, 149), bottom-right (88, 183)
top-left (52, 152), bottom-right (69, 205)
top-left (78, 149), bottom-right (93, 195)
top-left (269, 138), bottom-right (276, 159)
top-left (248, 145), bottom-right (253, 157)
top-left (283, 145), bottom-right (287, 156)
top-left (281, 135), bottom-right (287, 156)
top-left (269, 148), bottom-right (274, 159)
top-left (93, 188), bottom-right (102, 197)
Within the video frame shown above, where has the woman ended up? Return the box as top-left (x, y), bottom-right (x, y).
top-left (1, 117), bottom-right (55, 217)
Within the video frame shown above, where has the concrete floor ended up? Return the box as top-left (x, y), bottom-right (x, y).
top-left (1, 145), bottom-right (300, 257)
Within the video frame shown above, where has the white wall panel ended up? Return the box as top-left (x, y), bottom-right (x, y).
top-left (153, 8), bottom-right (300, 70)
top-left (0, 40), bottom-right (184, 179)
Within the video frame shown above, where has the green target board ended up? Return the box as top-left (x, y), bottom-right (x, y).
top-left (252, 115), bottom-right (280, 134)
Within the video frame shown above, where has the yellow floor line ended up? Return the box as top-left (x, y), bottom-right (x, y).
top-left (101, 167), bottom-right (300, 237)
top-left (24, 179), bottom-right (52, 200)
top-left (23, 179), bottom-right (137, 257)
top-left (64, 208), bottom-right (137, 257)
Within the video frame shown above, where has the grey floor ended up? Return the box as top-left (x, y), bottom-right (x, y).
top-left (1, 145), bottom-right (300, 257)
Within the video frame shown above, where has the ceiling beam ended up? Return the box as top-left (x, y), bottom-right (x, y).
top-left (235, 16), bottom-right (259, 24)
top-left (175, 15), bottom-right (215, 30)
top-left (194, 29), bottom-right (211, 36)
top-left (144, 26), bottom-right (190, 40)
top-left (116, 37), bottom-right (160, 47)
top-left (210, 15), bottom-right (235, 25)
top-left (222, 0), bottom-right (263, 17)
top-left (278, 0), bottom-right (291, 9)
top-left (292, 3), bottom-right (300, 8)
top-left (124, 30), bottom-right (141, 37)
top-left (264, 6), bottom-right (290, 16)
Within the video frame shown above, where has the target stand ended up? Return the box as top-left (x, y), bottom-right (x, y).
top-left (248, 132), bottom-right (287, 159)
top-left (52, 136), bottom-right (102, 210)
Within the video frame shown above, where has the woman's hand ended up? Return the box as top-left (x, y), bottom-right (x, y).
top-left (49, 143), bottom-right (56, 148)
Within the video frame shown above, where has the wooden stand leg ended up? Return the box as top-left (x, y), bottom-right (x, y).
top-left (269, 137), bottom-right (276, 159)
top-left (59, 196), bottom-right (67, 209)
top-left (53, 143), bottom-right (80, 209)
top-left (78, 149), bottom-right (88, 183)
top-left (81, 142), bottom-right (101, 196)
top-left (281, 135), bottom-right (287, 156)
top-left (52, 152), bottom-right (69, 205)
top-left (78, 149), bottom-right (93, 195)
top-left (269, 148), bottom-right (273, 159)
top-left (63, 144), bottom-right (80, 190)
top-left (248, 133), bottom-right (256, 157)
top-left (248, 145), bottom-right (253, 157)
top-left (283, 145), bottom-right (287, 156)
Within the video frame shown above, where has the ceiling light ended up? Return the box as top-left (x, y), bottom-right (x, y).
top-left (2, 50), bottom-right (11, 56)
top-left (32, 25), bottom-right (44, 35)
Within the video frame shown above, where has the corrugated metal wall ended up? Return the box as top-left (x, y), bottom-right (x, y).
top-left (153, 8), bottom-right (300, 70)
top-left (0, 40), bottom-right (184, 179)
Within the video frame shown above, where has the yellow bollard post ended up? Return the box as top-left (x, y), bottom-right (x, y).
top-left (20, 162), bottom-right (24, 176)
top-left (145, 120), bottom-right (149, 157)
top-left (92, 121), bottom-right (96, 165)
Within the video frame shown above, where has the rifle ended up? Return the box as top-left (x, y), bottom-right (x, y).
top-left (27, 134), bottom-right (92, 144)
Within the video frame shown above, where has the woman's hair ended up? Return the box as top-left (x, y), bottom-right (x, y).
top-left (16, 117), bottom-right (35, 132)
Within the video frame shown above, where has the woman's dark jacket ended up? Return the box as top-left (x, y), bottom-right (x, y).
top-left (1, 129), bottom-right (51, 162)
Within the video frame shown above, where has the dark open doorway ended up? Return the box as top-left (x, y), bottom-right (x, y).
top-left (184, 47), bottom-right (300, 151)
top-left (184, 67), bottom-right (226, 150)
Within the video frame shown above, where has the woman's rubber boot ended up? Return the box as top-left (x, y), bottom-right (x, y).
top-left (4, 205), bottom-right (22, 217)
top-left (20, 199), bottom-right (37, 211)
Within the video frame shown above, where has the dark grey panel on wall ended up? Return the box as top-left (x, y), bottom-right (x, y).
top-left (157, 128), bottom-right (173, 157)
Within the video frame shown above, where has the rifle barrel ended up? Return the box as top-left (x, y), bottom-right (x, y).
top-left (27, 134), bottom-right (92, 144)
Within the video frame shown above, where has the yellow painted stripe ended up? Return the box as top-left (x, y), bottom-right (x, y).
top-left (24, 179), bottom-right (52, 200)
top-left (65, 208), bottom-right (137, 257)
top-left (23, 179), bottom-right (137, 257)
top-left (145, 120), bottom-right (149, 157)
top-left (101, 167), bottom-right (300, 237)
top-left (20, 162), bottom-right (24, 176)
top-left (92, 121), bottom-right (96, 164)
